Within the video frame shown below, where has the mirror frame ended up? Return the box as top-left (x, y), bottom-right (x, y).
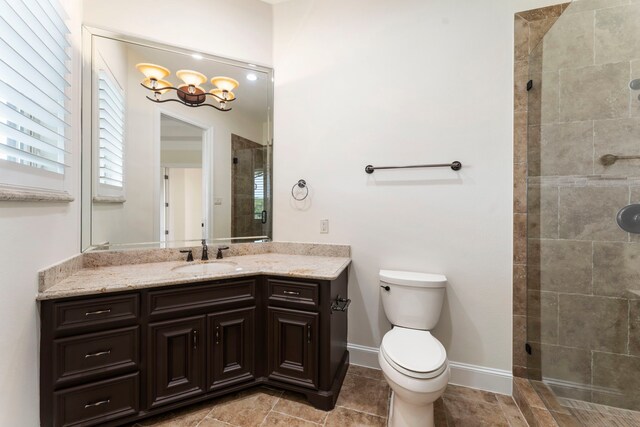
top-left (81, 26), bottom-right (274, 252)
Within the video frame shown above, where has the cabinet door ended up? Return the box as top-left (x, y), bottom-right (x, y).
top-left (148, 316), bottom-right (205, 408)
top-left (267, 307), bottom-right (318, 389)
top-left (207, 307), bottom-right (255, 391)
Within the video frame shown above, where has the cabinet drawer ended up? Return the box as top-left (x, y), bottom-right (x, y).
top-left (53, 372), bottom-right (139, 427)
top-left (53, 326), bottom-right (139, 387)
top-left (268, 279), bottom-right (319, 310)
top-left (147, 279), bottom-right (256, 317)
top-left (53, 294), bottom-right (139, 334)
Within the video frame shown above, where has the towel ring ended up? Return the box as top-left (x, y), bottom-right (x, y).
top-left (291, 179), bottom-right (308, 201)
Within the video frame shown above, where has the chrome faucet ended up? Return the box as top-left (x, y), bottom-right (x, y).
top-left (201, 239), bottom-right (209, 261)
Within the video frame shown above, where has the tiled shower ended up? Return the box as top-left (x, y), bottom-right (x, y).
top-left (518, 0), bottom-right (640, 422)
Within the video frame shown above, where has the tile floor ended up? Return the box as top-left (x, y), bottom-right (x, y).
top-left (130, 365), bottom-right (528, 427)
top-left (556, 397), bottom-right (640, 427)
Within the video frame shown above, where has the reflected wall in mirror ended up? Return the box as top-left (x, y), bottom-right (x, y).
top-left (82, 28), bottom-right (273, 251)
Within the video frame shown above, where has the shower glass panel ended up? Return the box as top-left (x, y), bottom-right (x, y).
top-left (526, 0), bottom-right (640, 423)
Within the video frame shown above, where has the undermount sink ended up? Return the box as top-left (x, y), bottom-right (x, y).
top-left (172, 261), bottom-right (240, 274)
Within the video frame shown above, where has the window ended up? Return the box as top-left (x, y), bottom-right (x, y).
top-left (0, 0), bottom-right (71, 192)
top-left (254, 168), bottom-right (264, 220)
top-left (97, 70), bottom-right (124, 189)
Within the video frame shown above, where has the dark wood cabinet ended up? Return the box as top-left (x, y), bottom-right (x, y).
top-left (267, 307), bottom-right (318, 389)
top-left (148, 316), bottom-right (206, 408)
top-left (207, 307), bottom-right (255, 391)
top-left (40, 271), bottom-right (349, 427)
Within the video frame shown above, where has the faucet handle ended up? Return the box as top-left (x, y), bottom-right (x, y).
top-left (216, 246), bottom-right (230, 259)
top-left (180, 249), bottom-right (194, 262)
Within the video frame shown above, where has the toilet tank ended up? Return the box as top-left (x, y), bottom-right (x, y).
top-left (379, 270), bottom-right (447, 330)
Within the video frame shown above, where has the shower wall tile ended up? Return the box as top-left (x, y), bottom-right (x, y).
top-left (592, 352), bottom-right (640, 410)
top-left (517, 4), bottom-right (564, 22)
top-left (558, 185), bottom-right (628, 241)
top-left (527, 239), bottom-right (592, 294)
top-left (514, 111), bottom-right (528, 164)
top-left (527, 290), bottom-right (559, 344)
top-left (564, 0), bottom-right (629, 14)
top-left (594, 3), bottom-right (640, 64)
top-left (529, 71), bottom-right (560, 126)
top-left (515, 60), bottom-right (529, 112)
top-left (527, 185), bottom-right (559, 239)
top-left (559, 62), bottom-right (630, 122)
top-left (513, 314), bottom-right (528, 367)
top-left (527, 125), bottom-right (542, 176)
top-left (558, 294), bottom-right (628, 353)
top-left (629, 300), bottom-right (640, 356)
top-left (594, 118), bottom-right (640, 176)
top-left (530, 18), bottom-right (561, 51)
top-left (541, 344), bottom-right (591, 385)
top-left (515, 15), bottom-right (530, 62)
top-left (514, 264), bottom-right (527, 316)
top-left (593, 242), bottom-right (640, 297)
top-left (542, 10), bottom-right (594, 72)
top-left (626, 185), bottom-right (640, 243)
top-left (514, 214), bottom-right (527, 264)
top-left (514, 164), bottom-right (527, 213)
top-left (530, 122), bottom-right (593, 176)
top-left (632, 60), bottom-right (640, 118)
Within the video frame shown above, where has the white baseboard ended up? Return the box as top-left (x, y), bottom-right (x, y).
top-left (347, 343), bottom-right (513, 396)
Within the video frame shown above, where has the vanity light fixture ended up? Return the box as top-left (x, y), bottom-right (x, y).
top-left (136, 63), bottom-right (239, 112)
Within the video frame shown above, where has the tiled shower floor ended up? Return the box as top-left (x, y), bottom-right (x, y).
top-left (129, 366), bottom-right (527, 426)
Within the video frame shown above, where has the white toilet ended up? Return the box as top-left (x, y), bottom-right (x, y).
top-left (378, 270), bottom-right (450, 427)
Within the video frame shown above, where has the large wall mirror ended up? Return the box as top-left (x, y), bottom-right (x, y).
top-left (81, 28), bottom-right (273, 251)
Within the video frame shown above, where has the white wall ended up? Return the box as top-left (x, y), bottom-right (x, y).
top-left (83, 0), bottom-right (273, 67)
top-left (272, 0), bottom-right (563, 377)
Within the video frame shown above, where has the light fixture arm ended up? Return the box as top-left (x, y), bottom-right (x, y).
top-left (144, 96), bottom-right (232, 112)
top-left (139, 82), bottom-right (236, 110)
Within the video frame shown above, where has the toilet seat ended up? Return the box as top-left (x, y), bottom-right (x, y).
top-left (381, 327), bottom-right (447, 379)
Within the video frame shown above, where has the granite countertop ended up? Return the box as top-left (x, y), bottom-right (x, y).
top-left (37, 253), bottom-right (351, 300)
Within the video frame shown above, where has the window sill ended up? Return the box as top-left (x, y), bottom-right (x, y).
top-left (0, 185), bottom-right (74, 203)
top-left (93, 195), bottom-right (126, 204)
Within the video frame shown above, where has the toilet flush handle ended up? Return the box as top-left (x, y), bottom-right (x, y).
top-left (380, 285), bottom-right (390, 291)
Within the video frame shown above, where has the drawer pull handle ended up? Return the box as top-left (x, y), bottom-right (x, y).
top-left (85, 350), bottom-right (111, 358)
top-left (192, 330), bottom-right (198, 349)
top-left (215, 326), bottom-right (220, 345)
top-left (84, 399), bottom-right (110, 409)
top-left (85, 309), bottom-right (111, 316)
top-left (283, 290), bottom-right (300, 296)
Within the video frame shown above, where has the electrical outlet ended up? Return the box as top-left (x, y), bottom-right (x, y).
top-left (214, 198), bottom-right (223, 205)
top-left (320, 219), bottom-right (329, 234)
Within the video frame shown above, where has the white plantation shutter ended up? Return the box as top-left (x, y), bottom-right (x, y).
top-left (254, 168), bottom-right (264, 219)
top-left (0, 0), bottom-right (71, 176)
top-left (97, 70), bottom-right (124, 188)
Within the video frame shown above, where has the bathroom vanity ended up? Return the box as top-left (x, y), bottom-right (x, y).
top-left (38, 248), bottom-right (350, 427)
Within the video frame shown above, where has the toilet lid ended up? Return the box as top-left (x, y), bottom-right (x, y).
top-left (381, 328), bottom-right (447, 379)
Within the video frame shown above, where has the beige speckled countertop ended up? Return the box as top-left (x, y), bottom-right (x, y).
top-left (37, 253), bottom-right (351, 300)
